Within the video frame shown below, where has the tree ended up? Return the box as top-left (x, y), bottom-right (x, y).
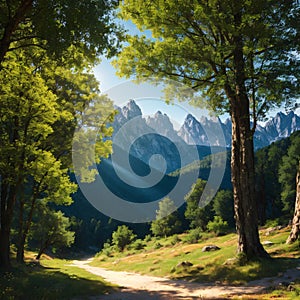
top-left (0, 0), bottom-right (120, 64)
top-left (0, 47), bottom-right (114, 268)
top-left (15, 153), bottom-right (76, 263)
top-left (207, 216), bottom-right (229, 236)
top-left (151, 197), bottom-right (182, 237)
top-left (184, 179), bottom-right (213, 230)
top-left (0, 50), bottom-right (60, 268)
top-left (213, 190), bottom-right (234, 228)
top-left (112, 225), bottom-right (136, 251)
top-left (115, 0), bottom-right (300, 259)
top-left (278, 135), bottom-right (300, 243)
top-left (30, 203), bottom-right (74, 259)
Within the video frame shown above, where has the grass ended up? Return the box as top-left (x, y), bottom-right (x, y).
top-left (91, 227), bottom-right (300, 285)
top-left (0, 252), bottom-right (117, 300)
top-left (1, 228), bottom-right (298, 299)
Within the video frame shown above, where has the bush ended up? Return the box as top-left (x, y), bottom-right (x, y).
top-left (144, 234), bottom-right (152, 242)
top-left (101, 242), bottom-right (114, 257)
top-left (264, 218), bottom-right (280, 228)
top-left (207, 216), bottom-right (229, 236)
top-left (170, 234), bottom-right (181, 245)
top-left (184, 228), bottom-right (202, 244)
top-left (153, 241), bottom-right (162, 249)
top-left (112, 225), bottom-right (136, 251)
top-left (129, 239), bottom-right (145, 251)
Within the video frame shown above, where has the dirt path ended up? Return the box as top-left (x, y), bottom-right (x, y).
top-left (71, 258), bottom-right (300, 299)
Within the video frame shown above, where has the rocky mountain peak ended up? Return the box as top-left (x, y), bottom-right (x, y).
top-left (113, 100), bottom-right (300, 151)
top-left (146, 110), bottom-right (181, 142)
top-left (122, 99), bottom-right (142, 120)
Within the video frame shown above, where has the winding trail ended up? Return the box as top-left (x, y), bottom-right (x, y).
top-left (71, 258), bottom-right (300, 299)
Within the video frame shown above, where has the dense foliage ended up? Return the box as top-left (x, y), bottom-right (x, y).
top-left (0, 0), bottom-right (121, 63)
top-left (151, 197), bottom-right (182, 237)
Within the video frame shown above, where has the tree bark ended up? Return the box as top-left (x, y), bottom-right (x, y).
top-left (36, 240), bottom-right (50, 260)
top-left (286, 161), bottom-right (300, 244)
top-left (0, 185), bottom-right (16, 269)
top-left (231, 96), bottom-right (269, 259)
top-left (227, 14), bottom-right (269, 259)
top-left (36, 247), bottom-right (45, 260)
top-left (16, 199), bottom-right (25, 263)
top-left (0, 0), bottom-right (33, 63)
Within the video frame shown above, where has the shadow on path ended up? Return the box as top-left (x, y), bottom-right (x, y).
top-left (71, 258), bottom-right (297, 299)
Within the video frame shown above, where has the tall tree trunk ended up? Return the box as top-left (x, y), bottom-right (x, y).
top-left (16, 200), bottom-right (25, 263)
top-left (0, 228), bottom-right (11, 269)
top-left (226, 13), bottom-right (269, 260)
top-left (286, 161), bottom-right (300, 244)
top-left (231, 97), bottom-right (269, 259)
top-left (36, 247), bottom-right (45, 260)
top-left (0, 185), bottom-right (16, 269)
top-left (36, 240), bottom-right (50, 260)
top-left (16, 194), bottom-right (38, 263)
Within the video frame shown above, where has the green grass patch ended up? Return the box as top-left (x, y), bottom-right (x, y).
top-left (91, 228), bottom-right (300, 285)
top-left (0, 256), bottom-right (117, 299)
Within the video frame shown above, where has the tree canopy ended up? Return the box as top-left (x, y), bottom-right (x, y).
top-left (116, 0), bottom-right (300, 117)
top-left (0, 45), bottom-right (115, 268)
top-left (0, 0), bottom-right (121, 63)
top-left (151, 197), bottom-right (182, 237)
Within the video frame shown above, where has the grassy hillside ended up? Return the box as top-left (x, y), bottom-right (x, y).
top-left (91, 227), bottom-right (299, 285)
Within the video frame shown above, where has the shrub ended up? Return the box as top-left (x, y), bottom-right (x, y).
top-left (207, 216), bottom-right (229, 236)
top-left (153, 241), bottom-right (162, 249)
top-left (264, 218), bottom-right (280, 228)
top-left (129, 239), bottom-right (145, 251)
top-left (184, 228), bottom-right (202, 244)
top-left (101, 242), bottom-right (114, 257)
top-left (112, 225), bottom-right (136, 251)
top-left (170, 234), bottom-right (181, 245)
top-left (144, 234), bottom-right (152, 242)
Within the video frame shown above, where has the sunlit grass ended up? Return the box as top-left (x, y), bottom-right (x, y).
top-left (91, 228), bottom-right (300, 285)
top-left (0, 254), bottom-right (117, 299)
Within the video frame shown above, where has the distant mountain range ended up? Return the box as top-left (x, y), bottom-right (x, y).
top-left (113, 100), bottom-right (300, 154)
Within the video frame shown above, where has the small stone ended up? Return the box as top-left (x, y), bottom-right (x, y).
top-left (265, 226), bottom-right (283, 236)
top-left (176, 261), bottom-right (193, 268)
top-left (262, 240), bottom-right (274, 246)
top-left (202, 245), bottom-right (220, 252)
top-left (223, 258), bottom-right (237, 266)
top-left (288, 285), bottom-right (295, 291)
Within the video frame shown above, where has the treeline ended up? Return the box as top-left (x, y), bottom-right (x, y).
top-left (75, 131), bottom-right (299, 253)
top-left (255, 130), bottom-right (300, 225)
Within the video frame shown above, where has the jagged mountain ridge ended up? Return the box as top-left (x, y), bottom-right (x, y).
top-left (113, 100), bottom-right (300, 151)
top-left (112, 100), bottom-right (223, 173)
